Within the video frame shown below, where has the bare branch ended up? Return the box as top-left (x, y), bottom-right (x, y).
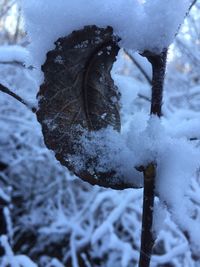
top-left (189, 0), bottom-right (198, 11)
top-left (137, 93), bottom-right (151, 102)
top-left (0, 0), bottom-right (16, 19)
top-left (137, 50), bottom-right (167, 267)
top-left (142, 50), bottom-right (167, 117)
top-left (0, 61), bottom-right (34, 70)
top-left (13, 7), bottom-right (21, 43)
top-left (138, 163), bottom-right (156, 267)
top-left (0, 83), bottom-right (36, 113)
top-left (125, 50), bottom-right (152, 86)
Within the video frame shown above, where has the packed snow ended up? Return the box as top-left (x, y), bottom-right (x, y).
top-left (20, 0), bottom-right (191, 71)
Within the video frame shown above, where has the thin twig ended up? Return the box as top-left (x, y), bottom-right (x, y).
top-left (189, 0), bottom-right (198, 11)
top-left (137, 93), bottom-right (151, 102)
top-left (138, 163), bottom-right (156, 267)
top-left (142, 50), bottom-right (167, 117)
top-left (0, 0), bottom-right (16, 19)
top-left (0, 61), bottom-right (34, 69)
top-left (125, 50), bottom-right (152, 86)
top-left (0, 83), bottom-right (36, 113)
top-left (13, 7), bottom-right (21, 44)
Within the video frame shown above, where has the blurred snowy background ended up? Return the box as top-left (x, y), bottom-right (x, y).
top-left (0, 1), bottom-right (200, 266)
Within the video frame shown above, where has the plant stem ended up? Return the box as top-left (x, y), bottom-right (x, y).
top-left (142, 50), bottom-right (167, 117)
top-left (138, 50), bottom-right (167, 267)
top-left (139, 163), bottom-right (156, 267)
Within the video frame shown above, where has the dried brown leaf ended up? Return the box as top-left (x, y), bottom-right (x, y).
top-left (37, 25), bottom-right (140, 189)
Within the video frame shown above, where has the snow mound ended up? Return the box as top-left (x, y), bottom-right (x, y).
top-left (19, 0), bottom-right (191, 69)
